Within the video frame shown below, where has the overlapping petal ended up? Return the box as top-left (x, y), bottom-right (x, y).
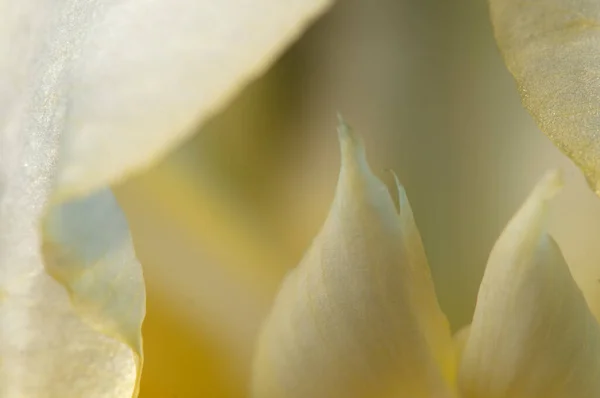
top-left (0, 1), bottom-right (333, 396)
top-left (251, 121), bottom-right (456, 398)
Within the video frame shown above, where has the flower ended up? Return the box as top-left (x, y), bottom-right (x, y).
top-left (251, 121), bottom-right (600, 398)
top-left (4, 1), bottom-right (600, 397)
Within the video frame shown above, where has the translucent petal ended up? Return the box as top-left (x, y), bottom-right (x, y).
top-left (458, 171), bottom-right (600, 398)
top-left (42, 190), bottom-right (145, 361)
top-left (488, 0), bottom-right (600, 194)
top-left (0, 1), bottom-right (332, 396)
top-left (453, 325), bottom-right (470, 364)
top-left (251, 121), bottom-right (456, 398)
top-left (0, 184), bottom-right (144, 397)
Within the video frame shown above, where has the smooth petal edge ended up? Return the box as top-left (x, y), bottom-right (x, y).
top-left (459, 170), bottom-right (600, 398)
top-left (53, 0), bottom-right (335, 202)
top-left (488, 1), bottom-right (600, 194)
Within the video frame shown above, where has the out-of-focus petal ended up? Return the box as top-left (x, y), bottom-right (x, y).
top-left (453, 325), bottom-right (470, 364)
top-left (251, 121), bottom-right (456, 398)
top-left (488, 0), bottom-right (600, 194)
top-left (459, 171), bottom-right (600, 398)
top-left (117, 163), bottom-right (280, 396)
top-left (138, 292), bottom-right (246, 398)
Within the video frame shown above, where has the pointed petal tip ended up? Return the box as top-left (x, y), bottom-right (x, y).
top-left (384, 168), bottom-right (410, 214)
top-left (336, 115), bottom-right (366, 164)
top-left (533, 169), bottom-right (563, 201)
top-left (491, 169), bottom-right (563, 258)
top-left (335, 112), bottom-right (349, 141)
top-left (253, 118), bottom-right (458, 398)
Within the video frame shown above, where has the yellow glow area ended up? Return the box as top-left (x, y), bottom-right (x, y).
top-left (139, 292), bottom-right (244, 398)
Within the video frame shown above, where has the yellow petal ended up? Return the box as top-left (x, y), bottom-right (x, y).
top-left (453, 325), bottom-right (470, 365)
top-left (252, 120), bottom-right (456, 398)
top-left (489, 0), bottom-right (600, 194)
top-left (458, 171), bottom-right (600, 398)
top-left (138, 292), bottom-right (245, 398)
top-left (117, 162), bottom-right (280, 395)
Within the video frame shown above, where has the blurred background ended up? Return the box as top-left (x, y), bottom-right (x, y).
top-left (113, 0), bottom-right (600, 396)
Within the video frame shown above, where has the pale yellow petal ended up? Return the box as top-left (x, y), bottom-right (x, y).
top-left (459, 171), bottom-right (600, 398)
top-left (488, 0), bottom-right (600, 194)
top-left (1, 186), bottom-right (144, 398)
top-left (138, 292), bottom-right (245, 398)
top-left (42, 190), bottom-right (145, 381)
top-left (453, 325), bottom-right (470, 364)
top-left (252, 121), bottom-right (456, 398)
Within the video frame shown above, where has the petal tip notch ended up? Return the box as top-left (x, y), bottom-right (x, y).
top-left (386, 169), bottom-right (409, 214)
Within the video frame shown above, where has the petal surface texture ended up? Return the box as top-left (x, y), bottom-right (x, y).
top-left (489, 0), bottom-right (600, 194)
top-left (458, 171), bottom-right (600, 398)
top-left (0, 1), bottom-right (331, 397)
top-left (252, 122), bottom-right (456, 398)
top-left (0, 0), bottom-right (334, 201)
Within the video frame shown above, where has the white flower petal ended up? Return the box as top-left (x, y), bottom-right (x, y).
top-left (252, 121), bottom-right (456, 398)
top-left (1, 0), bottom-right (333, 201)
top-left (459, 171), bottom-right (600, 398)
top-left (0, 184), bottom-right (144, 396)
top-left (1, 1), bottom-right (331, 396)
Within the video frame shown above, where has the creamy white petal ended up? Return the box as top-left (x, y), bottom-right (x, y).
top-left (0, 1), bottom-right (332, 396)
top-left (488, 0), bottom-right (600, 194)
top-left (251, 121), bottom-right (456, 398)
top-left (1, 0), bottom-right (333, 201)
top-left (459, 171), bottom-right (600, 398)
top-left (0, 178), bottom-right (144, 397)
